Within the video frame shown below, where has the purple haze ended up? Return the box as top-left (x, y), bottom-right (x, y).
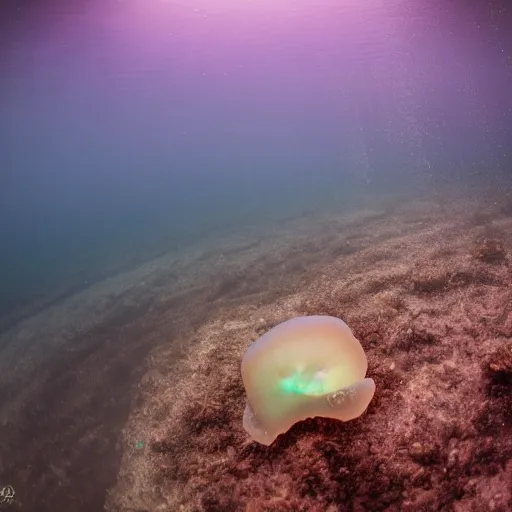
top-left (0, 0), bottom-right (511, 319)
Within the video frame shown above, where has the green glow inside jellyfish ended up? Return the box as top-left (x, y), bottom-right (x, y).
top-left (280, 367), bottom-right (329, 395)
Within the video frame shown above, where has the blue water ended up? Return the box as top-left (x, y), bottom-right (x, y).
top-left (1, 0), bottom-right (511, 329)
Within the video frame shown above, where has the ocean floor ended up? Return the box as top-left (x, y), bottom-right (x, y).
top-left (1, 188), bottom-right (511, 512)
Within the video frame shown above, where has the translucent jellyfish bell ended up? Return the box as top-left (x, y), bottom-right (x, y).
top-left (241, 315), bottom-right (376, 445)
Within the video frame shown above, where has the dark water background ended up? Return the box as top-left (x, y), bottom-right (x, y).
top-left (1, 0), bottom-right (511, 327)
